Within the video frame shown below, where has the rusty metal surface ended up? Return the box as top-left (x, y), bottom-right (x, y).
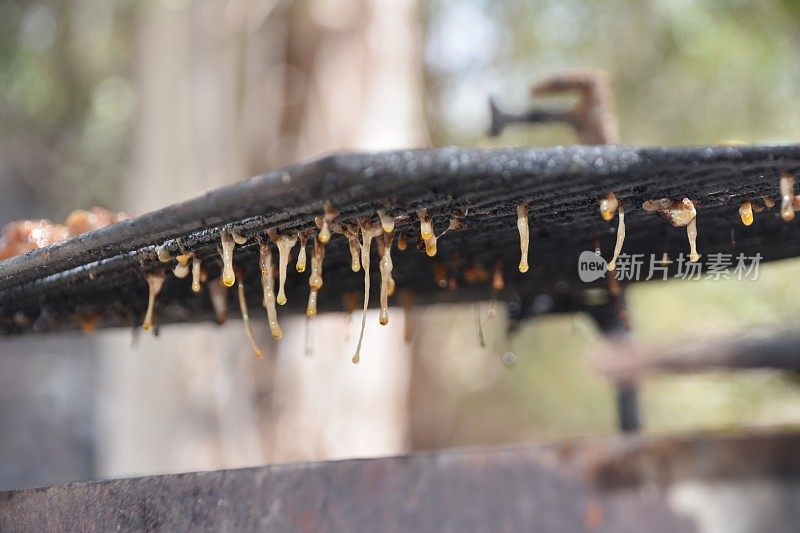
top-left (2, 430), bottom-right (800, 532)
top-left (2, 144), bottom-right (800, 334)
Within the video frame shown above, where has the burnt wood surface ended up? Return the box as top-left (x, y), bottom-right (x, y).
top-left (2, 144), bottom-right (800, 334)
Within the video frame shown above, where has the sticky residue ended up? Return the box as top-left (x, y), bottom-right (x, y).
top-left (237, 277), bottom-right (264, 358)
top-left (353, 223), bottom-right (382, 364)
top-left (516, 204), bottom-right (529, 273)
top-left (316, 203), bottom-right (337, 244)
top-left (230, 231), bottom-right (247, 245)
top-left (396, 232), bottom-right (407, 251)
top-left (607, 203), bottom-right (626, 271)
top-left (191, 256), bottom-right (202, 293)
top-left (739, 200), bottom-right (753, 226)
top-left (142, 271), bottom-right (166, 331)
top-left (780, 172), bottom-right (796, 222)
top-left (259, 240), bottom-right (282, 340)
top-left (208, 278), bottom-right (229, 324)
top-left (296, 234), bottom-right (308, 273)
top-left (270, 230), bottom-right (298, 305)
top-left (220, 229), bottom-right (236, 287)
top-left (173, 254), bottom-right (191, 278)
top-left (307, 238), bottom-right (326, 318)
top-left (643, 197), bottom-right (699, 262)
top-left (379, 232), bottom-right (394, 325)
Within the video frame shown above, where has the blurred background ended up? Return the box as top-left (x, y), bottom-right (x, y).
top-left (3, 0), bottom-right (800, 490)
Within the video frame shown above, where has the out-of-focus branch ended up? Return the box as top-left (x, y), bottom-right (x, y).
top-left (594, 326), bottom-right (800, 381)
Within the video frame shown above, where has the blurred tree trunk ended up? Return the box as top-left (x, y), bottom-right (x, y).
top-left (97, 0), bottom-right (426, 477)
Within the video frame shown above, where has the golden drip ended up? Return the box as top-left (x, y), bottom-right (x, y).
top-left (353, 223), bottom-right (382, 364)
top-left (220, 229), bottom-right (236, 287)
top-left (173, 254), bottom-right (191, 278)
top-left (259, 241), bottom-right (283, 340)
top-left (142, 271), bottom-right (166, 331)
top-left (396, 232), bottom-right (407, 251)
top-left (237, 278), bottom-right (264, 358)
top-left (516, 204), bottom-right (530, 273)
top-left (191, 256), bottom-right (202, 293)
top-left (739, 200), bottom-right (754, 226)
top-left (208, 278), bottom-right (229, 324)
top-left (296, 234), bottom-right (308, 272)
top-left (643, 197), bottom-right (699, 262)
top-left (763, 196), bottom-right (776, 209)
top-left (492, 259), bottom-right (504, 292)
top-left (417, 208), bottom-right (433, 240)
top-left (780, 173), bottom-right (795, 222)
top-left (607, 203), bottom-right (626, 271)
top-left (307, 238), bottom-right (326, 318)
top-left (270, 230), bottom-right (298, 306)
top-left (599, 193), bottom-right (618, 222)
top-left (378, 210), bottom-right (395, 233)
top-left (348, 236), bottom-right (361, 271)
top-left (379, 232), bottom-right (394, 325)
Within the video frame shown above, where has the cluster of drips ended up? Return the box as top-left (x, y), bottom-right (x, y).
top-left (598, 174), bottom-right (799, 270)
top-left (144, 206), bottom-right (514, 363)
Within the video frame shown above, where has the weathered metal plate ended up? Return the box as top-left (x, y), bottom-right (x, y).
top-left (2, 144), bottom-right (800, 334)
top-left (2, 431), bottom-right (799, 532)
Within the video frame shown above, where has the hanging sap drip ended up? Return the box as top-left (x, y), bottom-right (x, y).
top-left (739, 200), bottom-right (754, 226)
top-left (307, 237), bottom-right (326, 318)
top-left (142, 271), bottom-right (166, 331)
top-left (173, 254), bottom-right (191, 278)
top-left (492, 259), bottom-right (505, 292)
top-left (219, 229), bottom-right (236, 287)
top-left (230, 231), bottom-right (247, 245)
top-left (396, 232), bottom-right (408, 251)
top-left (315, 202), bottom-right (338, 243)
top-left (156, 244), bottom-right (172, 263)
top-left (259, 240), bottom-right (282, 340)
top-left (378, 231), bottom-right (394, 326)
top-left (378, 209), bottom-right (396, 233)
top-left (269, 230), bottom-right (298, 306)
top-left (779, 173), bottom-right (797, 222)
top-left (191, 256), bottom-right (202, 293)
top-left (599, 193), bottom-right (618, 222)
top-left (353, 222), bottom-right (382, 364)
top-left (643, 198), bottom-right (699, 262)
top-left (516, 204), bottom-right (530, 273)
top-left (236, 273), bottom-right (264, 358)
top-left (296, 233), bottom-right (308, 273)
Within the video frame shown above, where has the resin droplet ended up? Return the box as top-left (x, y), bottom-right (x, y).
top-left (237, 278), bottom-right (264, 358)
top-left (378, 210), bottom-right (395, 233)
top-left (142, 271), bottom-right (166, 331)
top-left (739, 200), bottom-right (753, 226)
top-left (296, 234), bottom-right (308, 273)
top-left (379, 232), bottom-right (394, 326)
top-left (396, 232), bottom-right (407, 251)
top-left (270, 230), bottom-right (298, 306)
top-left (208, 278), bottom-right (229, 324)
top-left (607, 204), bottom-right (626, 271)
top-left (599, 193), bottom-right (619, 222)
top-left (424, 234), bottom-right (438, 257)
top-left (780, 173), bottom-right (795, 222)
top-left (763, 196), bottom-right (776, 209)
top-left (348, 236), bottom-right (361, 271)
top-left (516, 204), bottom-right (530, 273)
top-left (417, 209), bottom-right (433, 240)
top-left (492, 259), bottom-right (505, 292)
top-left (191, 256), bottom-right (202, 293)
top-left (259, 241), bottom-right (282, 340)
top-left (173, 254), bottom-right (191, 278)
top-left (353, 224), bottom-right (382, 364)
top-left (318, 218), bottom-right (331, 243)
top-left (220, 229), bottom-right (236, 287)
top-left (643, 198), bottom-right (699, 262)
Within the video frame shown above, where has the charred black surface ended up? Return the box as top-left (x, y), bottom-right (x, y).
top-left (2, 144), bottom-right (800, 334)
